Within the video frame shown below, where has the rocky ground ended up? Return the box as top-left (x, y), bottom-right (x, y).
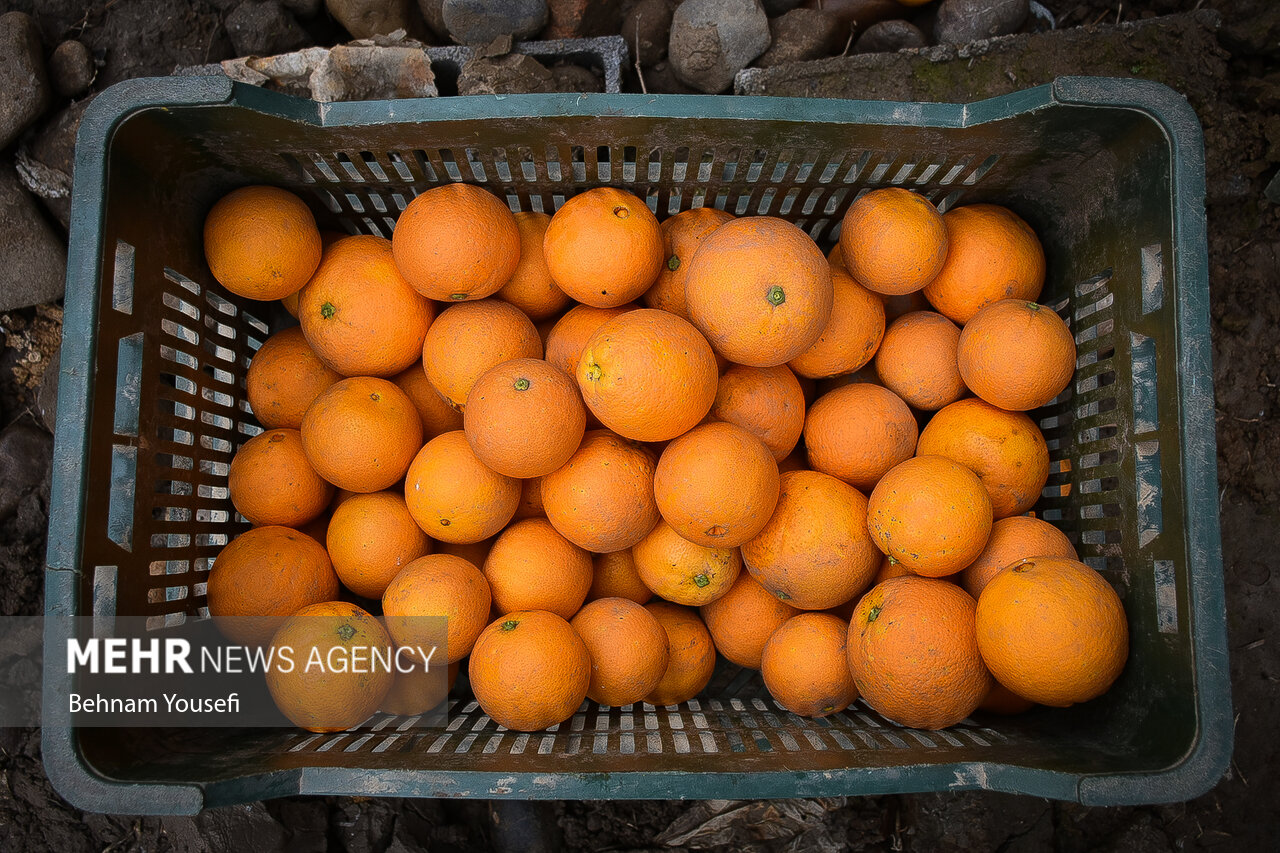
top-left (0, 0), bottom-right (1276, 850)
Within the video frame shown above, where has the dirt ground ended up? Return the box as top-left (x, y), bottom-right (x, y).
top-left (0, 0), bottom-right (1277, 850)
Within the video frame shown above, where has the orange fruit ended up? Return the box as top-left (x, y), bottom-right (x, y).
top-left (588, 549), bottom-right (653, 605)
top-left (544, 187), bottom-right (664, 307)
top-left (540, 430), bottom-right (660, 552)
top-left (632, 519), bottom-right (741, 606)
top-left (246, 326), bottom-right (342, 430)
top-left (825, 553), bottom-right (907, 621)
top-left (423, 299), bottom-right (542, 409)
top-left (741, 470), bottom-right (881, 609)
top-left (979, 680), bottom-right (1036, 715)
top-left (788, 267), bottom-right (886, 379)
top-left (544, 303), bottom-right (636, 377)
top-left (643, 207), bottom-right (735, 318)
top-left (577, 309), bottom-right (718, 442)
top-left (699, 572), bottom-right (799, 669)
top-left (653, 422), bottom-right (779, 548)
top-left (298, 235), bottom-right (435, 376)
top-left (803, 383), bottom-right (917, 493)
top-left (469, 610), bottom-right (591, 730)
top-left (435, 536), bottom-right (495, 568)
top-left (327, 491), bottom-right (432, 600)
top-left (867, 456), bottom-right (993, 577)
top-left (390, 363), bottom-right (463, 440)
top-left (571, 597), bottom-right (669, 706)
top-left (464, 357), bottom-right (586, 478)
top-left (873, 553), bottom-right (912, 584)
top-left (709, 364), bottom-right (806, 461)
top-left (495, 211), bottom-right (571, 320)
top-left (207, 526), bottom-right (339, 646)
top-left (848, 576), bottom-right (992, 729)
top-left (684, 216), bottom-right (833, 367)
top-left (883, 290), bottom-right (933, 323)
top-left (830, 247), bottom-right (931, 322)
top-left (837, 187), bottom-right (947, 296)
top-left (644, 601), bottom-right (716, 706)
top-left (382, 553), bottom-right (492, 663)
top-left (203, 185), bottom-right (321, 300)
top-left (229, 428), bottom-right (334, 527)
top-left (958, 299), bottom-right (1077, 411)
top-left (514, 475), bottom-right (547, 520)
top-left (975, 556), bottom-right (1128, 707)
top-left (874, 311), bottom-right (967, 411)
top-left (391, 183), bottom-right (520, 301)
top-left (404, 430), bottom-right (520, 544)
top-left (382, 658), bottom-right (460, 717)
top-left (761, 613), bottom-right (858, 717)
top-left (301, 377), bottom-right (423, 492)
top-left (916, 398), bottom-right (1051, 518)
top-left (960, 515), bottom-right (1077, 599)
top-left (265, 602), bottom-right (393, 732)
top-left (922, 204), bottom-right (1046, 324)
top-left (483, 518), bottom-right (593, 619)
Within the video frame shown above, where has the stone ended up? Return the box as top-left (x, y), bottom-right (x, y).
top-left (544, 0), bottom-right (622, 39)
top-left (935, 0), bottom-right (1029, 46)
top-left (282, 0), bottom-right (324, 15)
top-left (761, 0), bottom-right (806, 14)
top-left (419, 0), bottom-right (448, 37)
top-left (48, 41), bottom-right (95, 98)
top-left (1265, 170), bottom-right (1280, 205)
top-left (670, 0), bottom-right (771, 94)
top-left (1220, 2), bottom-right (1280, 58)
top-left (161, 803), bottom-right (288, 853)
top-left (0, 422), bottom-right (53, 522)
top-left (853, 19), bottom-right (927, 53)
top-left (549, 62), bottom-right (603, 91)
top-left (755, 8), bottom-right (841, 68)
top-left (643, 59), bottom-right (701, 94)
top-left (0, 165), bottom-right (66, 311)
top-left (17, 100), bottom-right (91, 231)
top-left (325, 0), bottom-right (414, 39)
top-left (621, 0), bottom-right (674, 67)
top-left (800, 0), bottom-right (903, 36)
top-left (0, 13), bottom-right (52, 151)
top-left (457, 51), bottom-right (555, 94)
top-left (226, 2), bottom-right (310, 57)
top-left (37, 349), bottom-right (58, 433)
top-left (442, 0), bottom-right (549, 44)
top-left (310, 42), bottom-right (438, 100)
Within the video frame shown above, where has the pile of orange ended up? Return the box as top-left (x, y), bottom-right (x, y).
top-left (203, 183), bottom-right (1129, 734)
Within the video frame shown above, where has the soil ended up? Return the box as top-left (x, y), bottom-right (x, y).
top-left (0, 0), bottom-right (1277, 850)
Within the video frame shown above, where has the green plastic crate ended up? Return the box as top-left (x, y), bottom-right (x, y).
top-left (43, 75), bottom-right (1230, 813)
